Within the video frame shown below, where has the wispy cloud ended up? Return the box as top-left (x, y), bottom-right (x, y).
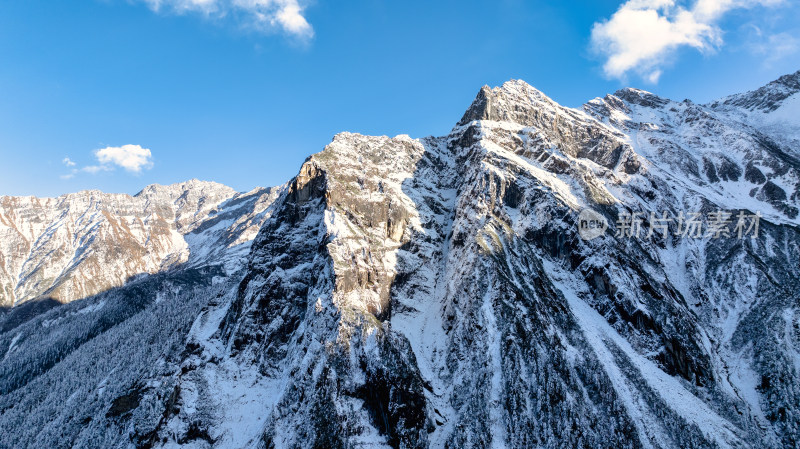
top-left (591, 0), bottom-right (785, 83)
top-left (747, 27), bottom-right (800, 67)
top-left (60, 145), bottom-right (154, 180)
top-left (138, 0), bottom-right (314, 39)
top-left (60, 158), bottom-right (78, 179)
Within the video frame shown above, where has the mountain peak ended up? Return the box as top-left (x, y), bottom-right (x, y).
top-left (498, 78), bottom-right (546, 95)
top-left (457, 79), bottom-right (558, 127)
top-left (612, 87), bottom-right (670, 108)
top-left (711, 69), bottom-right (800, 112)
top-left (134, 179), bottom-right (236, 199)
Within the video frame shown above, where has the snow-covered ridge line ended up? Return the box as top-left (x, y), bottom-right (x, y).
top-left (0, 179), bottom-right (280, 307)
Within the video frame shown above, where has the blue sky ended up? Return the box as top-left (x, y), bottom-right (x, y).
top-left (1, 0), bottom-right (798, 197)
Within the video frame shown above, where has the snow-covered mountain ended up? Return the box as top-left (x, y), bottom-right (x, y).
top-left (0, 179), bottom-right (281, 308)
top-left (0, 71), bottom-right (798, 448)
top-left (710, 70), bottom-right (800, 154)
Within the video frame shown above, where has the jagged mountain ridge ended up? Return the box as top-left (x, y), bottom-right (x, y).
top-left (710, 70), bottom-right (800, 154)
top-left (0, 179), bottom-right (281, 308)
top-left (0, 71), bottom-right (799, 448)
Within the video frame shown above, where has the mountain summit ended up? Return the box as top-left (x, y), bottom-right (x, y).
top-left (1, 72), bottom-right (799, 448)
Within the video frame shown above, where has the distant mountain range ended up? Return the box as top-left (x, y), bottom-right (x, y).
top-left (0, 179), bottom-right (281, 308)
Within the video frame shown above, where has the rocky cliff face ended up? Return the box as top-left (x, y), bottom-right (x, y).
top-left (0, 179), bottom-right (281, 308)
top-left (0, 72), bottom-right (799, 449)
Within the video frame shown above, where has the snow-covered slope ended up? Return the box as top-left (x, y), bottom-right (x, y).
top-left (710, 69), bottom-right (800, 155)
top-left (0, 72), bottom-right (798, 449)
top-left (0, 179), bottom-right (281, 308)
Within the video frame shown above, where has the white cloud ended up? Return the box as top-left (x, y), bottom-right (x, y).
top-left (591, 0), bottom-right (784, 82)
top-left (60, 145), bottom-right (154, 180)
top-left (271, 1), bottom-right (312, 36)
top-left (94, 145), bottom-right (154, 173)
top-left (138, 0), bottom-right (313, 39)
